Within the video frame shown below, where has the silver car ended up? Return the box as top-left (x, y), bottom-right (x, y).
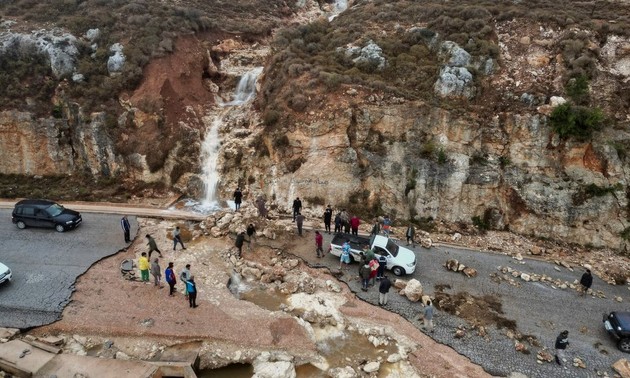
top-left (0, 262), bottom-right (12, 285)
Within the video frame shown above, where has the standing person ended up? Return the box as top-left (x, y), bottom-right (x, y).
top-left (323, 205), bottom-right (333, 234)
top-left (378, 275), bottom-right (392, 306)
top-left (173, 226), bottom-right (186, 251)
top-left (421, 300), bottom-right (434, 333)
top-left (246, 223), bottom-right (256, 251)
top-left (150, 257), bottom-right (162, 287)
top-left (146, 234), bottom-right (163, 259)
top-left (315, 230), bottom-right (324, 258)
top-left (579, 269), bottom-right (593, 296)
top-left (180, 264), bottom-right (191, 298)
top-left (340, 240), bottom-right (351, 270)
top-left (186, 276), bottom-right (198, 308)
top-left (233, 187), bottom-right (243, 211)
top-left (255, 195), bottom-right (267, 218)
top-left (165, 262), bottom-right (177, 296)
top-left (405, 224), bottom-right (415, 247)
top-left (368, 257), bottom-right (379, 286)
top-left (382, 215), bottom-right (392, 236)
top-left (350, 215), bottom-right (360, 236)
top-left (292, 197), bottom-right (302, 222)
top-left (341, 209), bottom-right (350, 234)
top-left (334, 212), bottom-right (342, 233)
top-left (360, 262), bottom-right (371, 291)
top-left (376, 253), bottom-right (387, 280)
top-left (296, 212), bottom-right (305, 236)
top-left (371, 219), bottom-right (381, 236)
top-left (138, 252), bottom-right (150, 283)
top-left (121, 215), bottom-right (131, 243)
top-left (555, 330), bottom-right (570, 365)
top-left (235, 231), bottom-right (248, 257)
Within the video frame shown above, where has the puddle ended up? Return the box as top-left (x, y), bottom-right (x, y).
top-left (228, 272), bottom-right (287, 311)
top-left (296, 363), bottom-right (327, 377)
top-left (316, 330), bottom-right (397, 368)
top-left (197, 363), bottom-right (253, 378)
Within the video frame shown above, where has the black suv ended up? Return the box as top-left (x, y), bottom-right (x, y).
top-left (12, 199), bottom-right (82, 232)
top-left (603, 311), bottom-right (630, 353)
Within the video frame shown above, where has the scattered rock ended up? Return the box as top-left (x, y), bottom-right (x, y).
top-left (537, 349), bottom-right (554, 363)
top-left (362, 361), bottom-right (380, 373)
top-left (520, 273), bottom-right (531, 282)
top-left (39, 335), bottom-right (65, 346)
top-left (387, 353), bottom-right (402, 363)
top-left (451, 232), bottom-right (462, 242)
top-left (328, 366), bottom-right (357, 378)
top-left (615, 296), bottom-right (623, 303)
top-left (420, 237), bottom-right (433, 248)
top-left (393, 279), bottom-right (407, 291)
top-left (326, 280), bottom-right (341, 293)
top-left (445, 259), bottom-right (459, 272)
top-left (530, 246), bottom-right (544, 255)
top-left (514, 253), bottom-right (523, 261)
top-left (462, 267), bottom-right (477, 278)
top-left (573, 357), bottom-right (586, 369)
top-left (612, 358), bottom-right (630, 378)
top-left (515, 341), bottom-right (528, 353)
top-left (454, 329), bottom-right (466, 339)
top-left (400, 279), bottom-right (423, 302)
top-left (107, 43), bottom-right (125, 74)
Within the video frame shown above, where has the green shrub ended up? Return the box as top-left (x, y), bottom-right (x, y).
top-left (305, 196), bottom-right (326, 206)
top-left (621, 227), bottom-right (630, 241)
top-left (472, 215), bottom-right (490, 231)
top-left (566, 74), bottom-right (590, 104)
top-left (549, 103), bottom-right (604, 141)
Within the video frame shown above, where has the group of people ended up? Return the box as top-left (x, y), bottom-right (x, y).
top-left (234, 223), bottom-right (257, 256)
top-left (137, 253), bottom-right (198, 308)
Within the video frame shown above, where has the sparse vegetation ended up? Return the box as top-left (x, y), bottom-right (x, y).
top-left (305, 196), bottom-right (326, 206)
top-left (549, 103), bottom-right (604, 141)
top-left (572, 183), bottom-right (622, 205)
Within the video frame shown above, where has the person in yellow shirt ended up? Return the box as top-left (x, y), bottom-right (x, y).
top-left (138, 252), bottom-right (150, 282)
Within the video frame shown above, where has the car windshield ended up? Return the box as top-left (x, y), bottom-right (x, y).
top-left (386, 239), bottom-right (399, 257)
top-left (45, 204), bottom-right (64, 217)
top-left (615, 312), bottom-right (630, 330)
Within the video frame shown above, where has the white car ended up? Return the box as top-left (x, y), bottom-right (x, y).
top-left (0, 262), bottom-right (12, 285)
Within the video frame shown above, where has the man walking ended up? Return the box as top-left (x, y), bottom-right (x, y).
top-left (138, 252), bottom-right (150, 283)
top-left (235, 231), bottom-right (248, 257)
top-left (292, 197), bottom-right (302, 221)
top-left (555, 330), bottom-right (569, 365)
top-left (382, 215), bottom-right (392, 236)
top-left (180, 264), bottom-right (191, 298)
top-left (255, 195), bottom-right (267, 218)
top-left (420, 300), bottom-right (434, 333)
top-left (350, 215), bottom-right (360, 236)
top-left (579, 269), bottom-right (593, 296)
top-left (296, 212), bottom-right (305, 236)
top-left (246, 223), bottom-right (256, 251)
top-left (334, 212), bottom-right (342, 233)
top-left (378, 275), bottom-right (391, 306)
top-left (150, 257), bottom-right (162, 287)
top-left (371, 219), bottom-right (380, 236)
top-left (186, 276), bottom-right (198, 308)
top-left (315, 230), bottom-right (324, 257)
top-left (173, 226), bottom-right (186, 251)
top-left (165, 262), bottom-right (177, 296)
top-left (323, 205), bottom-right (333, 234)
top-left (146, 234), bottom-right (163, 259)
top-left (405, 223), bottom-right (415, 247)
top-left (233, 187), bottom-right (242, 211)
top-left (121, 215), bottom-right (131, 243)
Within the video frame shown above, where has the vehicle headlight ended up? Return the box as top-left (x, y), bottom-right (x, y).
top-left (619, 326), bottom-right (623, 331)
top-left (407, 262), bottom-right (415, 267)
top-left (66, 220), bottom-right (73, 224)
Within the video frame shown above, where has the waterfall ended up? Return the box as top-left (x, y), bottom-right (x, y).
top-left (200, 67), bottom-right (263, 208)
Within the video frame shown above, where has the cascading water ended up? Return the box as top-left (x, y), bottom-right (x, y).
top-left (199, 67), bottom-right (263, 209)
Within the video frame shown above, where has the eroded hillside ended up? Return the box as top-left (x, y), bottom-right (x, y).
top-left (2, 0), bottom-right (630, 250)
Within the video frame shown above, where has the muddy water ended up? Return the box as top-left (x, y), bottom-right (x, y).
top-left (197, 363), bottom-right (253, 378)
top-left (238, 286), bottom-right (288, 311)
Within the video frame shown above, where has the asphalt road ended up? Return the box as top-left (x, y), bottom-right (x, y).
top-left (0, 209), bottom-right (137, 329)
top-left (305, 231), bottom-right (630, 378)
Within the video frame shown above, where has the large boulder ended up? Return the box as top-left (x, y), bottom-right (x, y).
top-left (107, 43), bottom-right (126, 74)
top-left (400, 279), bottom-right (423, 302)
top-left (613, 358), bottom-right (630, 378)
top-left (434, 66), bottom-right (475, 99)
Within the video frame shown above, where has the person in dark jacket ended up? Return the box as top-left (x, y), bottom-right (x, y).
top-left (405, 224), bottom-right (415, 247)
top-left (165, 262), bottom-right (177, 296)
top-left (235, 232), bottom-right (248, 257)
top-left (292, 197), bottom-right (302, 221)
top-left (376, 253), bottom-right (387, 280)
top-left (296, 212), bottom-right (305, 236)
top-left (233, 187), bottom-right (243, 211)
top-left (554, 330), bottom-right (569, 365)
top-left (334, 213), bottom-right (342, 233)
top-left (121, 215), bottom-right (131, 243)
top-left (579, 269), bottom-right (593, 296)
top-left (186, 276), bottom-right (198, 308)
top-left (146, 234), bottom-right (163, 259)
top-left (246, 223), bottom-right (256, 251)
top-left (323, 205), bottom-right (333, 234)
top-left (371, 220), bottom-right (380, 236)
top-left (359, 263), bottom-right (371, 291)
top-left (378, 276), bottom-right (392, 306)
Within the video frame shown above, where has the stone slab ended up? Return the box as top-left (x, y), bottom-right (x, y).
top-left (0, 339), bottom-right (55, 377)
top-left (36, 353), bottom-right (158, 378)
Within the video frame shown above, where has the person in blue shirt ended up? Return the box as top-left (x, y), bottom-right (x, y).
top-left (186, 276), bottom-right (198, 308)
top-left (340, 240), bottom-right (351, 270)
top-left (165, 262), bottom-right (177, 296)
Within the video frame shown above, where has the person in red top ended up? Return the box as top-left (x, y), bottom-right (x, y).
top-left (315, 230), bottom-right (324, 258)
top-left (368, 257), bottom-right (379, 286)
top-left (350, 215), bottom-right (360, 236)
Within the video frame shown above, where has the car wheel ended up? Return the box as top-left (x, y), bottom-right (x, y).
top-left (392, 266), bottom-right (404, 276)
top-left (619, 338), bottom-right (630, 353)
top-left (55, 224), bottom-right (65, 233)
top-left (16, 221), bottom-right (26, 229)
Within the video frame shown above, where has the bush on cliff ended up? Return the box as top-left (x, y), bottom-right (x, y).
top-left (549, 103), bottom-right (604, 141)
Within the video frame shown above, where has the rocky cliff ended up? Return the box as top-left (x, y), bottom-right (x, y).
top-left (2, 0), bottom-right (630, 250)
